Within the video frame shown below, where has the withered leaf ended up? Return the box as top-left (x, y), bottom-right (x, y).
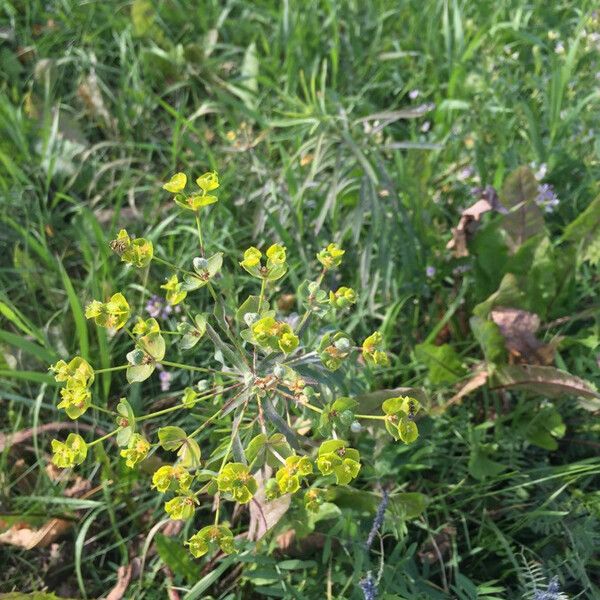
top-left (447, 187), bottom-right (502, 257)
top-left (500, 166), bottom-right (544, 250)
top-left (490, 307), bottom-right (556, 365)
top-left (493, 365), bottom-right (600, 411)
top-left (248, 470), bottom-right (291, 541)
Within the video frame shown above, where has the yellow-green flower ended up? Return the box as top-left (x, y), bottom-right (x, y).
top-left (57, 380), bottom-right (92, 419)
top-left (304, 488), bottom-right (325, 513)
top-left (160, 275), bottom-right (187, 306)
top-left (49, 356), bottom-right (94, 387)
top-left (196, 171), bottom-right (219, 192)
top-left (316, 243), bottom-right (345, 269)
top-left (381, 396), bottom-right (420, 443)
top-left (132, 317), bottom-right (160, 337)
top-left (216, 463), bottom-right (257, 504)
top-left (176, 194), bottom-right (218, 210)
top-left (266, 243), bottom-right (286, 266)
top-left (318, 332), bottom-right (353, 371)
top-left (316, 440), bottom-right (361, 485)
top-left (120, 433), bottom-right (150, 468)
top-left (152, 465), bottom-right (193, 493)
top-left (164, 494), bottom-right (197, 520)
top-left (329, 287), bottom-right (357, 309)
top-left (240, 244), bottom-right (287, 280)
top-left (275, 455), bottom-right (313, 494)
top-left (251, 316), bottom-right (298, 354)
top-left (362, 331), bottom-right (389, 367)
top-left (110, 229), bottom-right (153, 268)
top-left (162, 172), bottom-right (187, 193)
top-left (187, 525), bottom-right (235, 558)
top-left (51, 433), bottom-right (88, 468)
top-left (85, 293), bottom-right (130, 330)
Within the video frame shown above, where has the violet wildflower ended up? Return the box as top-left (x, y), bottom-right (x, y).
top-left (409, 89), bottom-right (420, 100)
top-left (533, 576), bottom-right (563, 600)
top-left (426, 266), bottom-right (436, 278)
top-left (359, 572), bottom-right (377, 600)
top-left (145, 294), bottom-right (181, 319)
top-left (457, 165), bottom-right (475, 181)
top-left (158, 369), bottom-right (172, 392)
top-left (536, 184), bottom-right (559, 213)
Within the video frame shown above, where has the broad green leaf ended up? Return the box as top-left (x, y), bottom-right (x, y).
top-left (158, 426), bottom-right (187, 451)
top-left (414, 343), bottom-right (466, 384)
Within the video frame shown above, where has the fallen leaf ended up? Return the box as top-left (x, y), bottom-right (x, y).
top-left (493, 365), bottom-right (600, 411)
top-left (0, 518), bottom-right (72, 550)
top-left (500, 166), bottom-right (545, 250)
top-left (104, 559), bottom-right (141, 600)
top-left (442, 369), bottom-right (489, 411)
top-left (447, 186), bottom-right (503, 257)
top-left (77, 70), bottom-right (115, 130)
top-left (248, 470), bottom-right (291, 541)
top-left (491, 307), bottom-right (557, 365)
top-left (0, 422), bottom-right (103, 452)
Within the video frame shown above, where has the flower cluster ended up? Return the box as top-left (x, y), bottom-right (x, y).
top-left (47, 168), bottom-right (424, 561)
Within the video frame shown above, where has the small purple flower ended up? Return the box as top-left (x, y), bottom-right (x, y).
top-left (530, 162), bottom-right (548, 181)
top-left (536, 184), bottom-right (559, 213)
top-left (409, 89), bottom-right (420, 100)
top-left (457, 165), bottom-right (475, 181)
top-left (426, 265), bottom-right (436, 278)
top-left (533, 577), bottom-right (562, 600)
top-left (145, 294), bottom-right (181, 320)
top-left (159, 370), bottom-right (171, 392)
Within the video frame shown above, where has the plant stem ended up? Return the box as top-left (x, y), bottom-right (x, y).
top-left (195, 213), bottom-right (205, 257)
top-left (158, 359), bottom-right (240, 379)
top-left (94, 365), bottom-right (128, 374)
top-left (88, 428), bottom-right (120, 447)
top-left (355, 413), bottom-right (387, 421)
top-left (90, 403), bottom-right (116, 416)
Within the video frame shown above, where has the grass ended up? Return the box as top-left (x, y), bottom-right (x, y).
top-left (1, 0), bottom-right (599, 598)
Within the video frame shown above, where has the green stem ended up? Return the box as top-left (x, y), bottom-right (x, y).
top-left (195, 213), bottom-right (205, 257)
top-left (94, 365), bottom-right (129, 374)
top-left (257, 277), bottom-right (267, 314)
top-left (355, 413), bottom-right (387, 421)
top-left (158, 359), bottom-right (239, 379)
top-left (295, 268), bottom-right (327, 334)
top-left (90, 403), bottom-right (116, 416)
top-left (88, 428), bottom-right (120, 447)
top-left (153, 255), bottom-right (196, 278)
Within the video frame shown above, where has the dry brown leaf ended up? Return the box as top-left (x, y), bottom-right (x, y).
top-left (493, 365), bottom-right (600, 411)
top-left (0, 422), bottom-right (102, 452)
top-left (248, 470), bottom-right (291, 541)
top-left (0, 518), bottom-right (72, 550)
top-left (77, 70), bottom-right (116, 130)
top-left (443, 369), bottom-right (489, 410)
top-left (104, 559), bottom-right (141, 600)
top-left (418, 525), bottom-right (456, 564)
top-left (447, 187), bottom-right (502, 257)
top-left (491, 307), bottom-right (556, 365)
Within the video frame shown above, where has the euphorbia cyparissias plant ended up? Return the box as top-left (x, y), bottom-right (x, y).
top-left (48, 169), bottom-right (422, 558)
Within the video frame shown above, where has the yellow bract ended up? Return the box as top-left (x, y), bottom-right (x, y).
top-left (162, 172), bottom-right (187, 193)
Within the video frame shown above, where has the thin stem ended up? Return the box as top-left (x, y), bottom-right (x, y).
top-left (195, 213), bottom-right (205, 257)
top-left (355, 413), bottom-right (387, 421)
top-left (277, 387), bottom-right (323, 413)
top-left (153, 255), bottom-right (196, 278)
top-left (295, 268), bottom-right (327, 334)
top-left (90, 403), bottom-right (116, 416)
top-left (158, 360), bottom-right (239, 379)
top-left (88, 428), bottom-right (120, 447)
top-left (94, 365), bottom-right (129, 374)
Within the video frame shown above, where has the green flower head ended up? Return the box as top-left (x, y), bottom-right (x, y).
top-left (162, 172), bottom-right (187, 193)
top-left (318, 332), bottom-right (354, 371)
top-left (251, 316), bottom-right (298, 354)
top-left (275, 455), bottom-right (313, 494)
top-left (120, 433), bottom-right (150, 468)
top-left (49, 356), bottom-right (94, 387)
top-left (304, 488), bottom-right (325, 513)
top-left (317, 243), bottom-right (345, 269)
top-left (329, 287), bottom-right (357, 309)
top-left (187, 525), bottom-right (235, 558)
top-left (164, 494), bottom-right (197, 520)
top-left (110, 229), bottom-right (153, 268)
top-left (152, 465), bottom-right (193, 493)
top-left (316, 440), bottom-right (361, 485)
top-left (362, 331), bottom-right (389, 367)
top-left (57, 380), bottom-right (92, 419)
top-left (216, 463), bottom-right (258, 504)
top-left (240, 244), bottom-right (287, 280)
top-left (381, 396), bottom-right (420, 443)
top-left (51, 433), bottom-right (88, 468)
top-left (196, 171), bottom-right (219, 192)
top-left (85, 293), bottom-right (130, 330)
top-left (160, 274), bottom-right (187, 306)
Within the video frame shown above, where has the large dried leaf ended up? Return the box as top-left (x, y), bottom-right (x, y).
top-left (500, 166), bottom-right (544, 249)
top-left (0, 517), bottom-right (72, 550)
top-left (494, 365), bottom-right (600, 410)
top-left (446, 186), bottom-right (502, 257)
top-left (490, 307), bottom-right (556, 365)
top-left (248, 470), bottom-right (291, 541)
